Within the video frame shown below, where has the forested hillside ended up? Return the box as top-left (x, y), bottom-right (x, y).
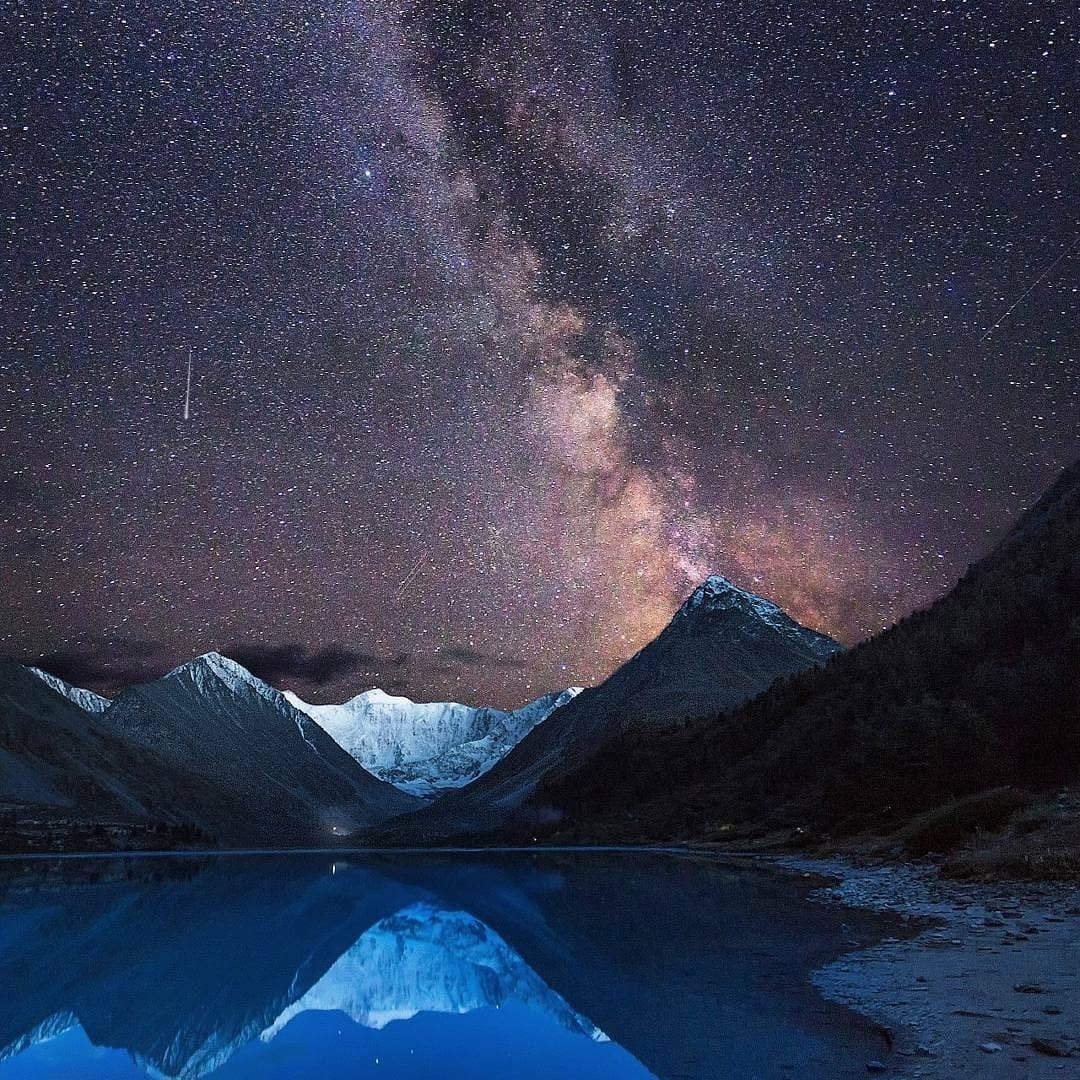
top-left (540, 461), bottom-right (1080, 845)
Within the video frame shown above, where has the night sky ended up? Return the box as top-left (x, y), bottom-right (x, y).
top-left (2, 0), bottom-right (1077, 707)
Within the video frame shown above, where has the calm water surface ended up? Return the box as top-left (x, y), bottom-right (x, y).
top-left (0, 851), bottom-right (899, 1079)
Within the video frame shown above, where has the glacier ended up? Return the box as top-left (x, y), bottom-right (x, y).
top-left (284, 686), bottom-right (581, 796)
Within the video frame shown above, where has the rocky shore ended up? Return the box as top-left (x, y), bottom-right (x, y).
top-left (779, 856), bottom-right (1080, 1077)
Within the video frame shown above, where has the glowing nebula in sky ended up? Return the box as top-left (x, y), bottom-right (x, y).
top-left (2, 1), bottom-right (1076, 704)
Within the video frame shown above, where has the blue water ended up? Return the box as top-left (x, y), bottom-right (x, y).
top-left (0, 851), bottom-right (899, 1079)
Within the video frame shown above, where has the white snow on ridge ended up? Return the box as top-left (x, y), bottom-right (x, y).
top-left (168, 652), bottom-right (277, 699)
top-left (677, 575), bottom-right (840, 659)
top-left (28, 668), bottom-right (111, 714)
top-left (679, 574), bottom-right (791, 627)
top-left (285, 686), bottom-right (581, 797)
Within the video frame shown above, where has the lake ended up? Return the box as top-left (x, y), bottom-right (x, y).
top-left (0, 850), bottom-right (901, 1079)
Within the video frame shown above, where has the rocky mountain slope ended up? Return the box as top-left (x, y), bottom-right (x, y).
top-left (284, 687), bottom-right (580, 796)
top-left (0, 649), bottom-right (577, 848)
top-left (26, 668), bottom-right (110, 714)
top-left (93, 653), bottom-right (418, 844)
top-left (371, 576), bottom-right (842, 840)
top-left (538, 458), bottom-right (1080, 847)
top-left (0, 663), bottom-right (226, 830)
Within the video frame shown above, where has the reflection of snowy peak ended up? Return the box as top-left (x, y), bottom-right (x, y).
top-left (0, 1012), bottom-right (79, 1064)
top-left (132, 1023), bottom-right (257, 1080)
top-left (261, 902), bottom-right (606, 1041)
top-left (284, 687), bottom-right (581, 796)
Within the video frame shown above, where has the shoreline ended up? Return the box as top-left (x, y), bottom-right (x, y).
top-left (0, 842), bottom-right (703, 861)
top-left (778, 854), bottom-right (1080, 1076)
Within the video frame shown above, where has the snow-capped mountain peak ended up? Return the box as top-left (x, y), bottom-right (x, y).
top-left (679, 574), bottom-right (787, 623)
top-left (675, 575), bottom-right (841, 663)
top-left (165, 652), bottom-right (292, 709)
top-left (379, 577), bottom-right (848, 839)
top-left (349, 687), bottom-right (406, 707)
top-left (28, 668), bottom-right (111, 714)
top-left (172, 651), bottom-right (257, 684)
top-left (282, 689), bottom-right (310, 710)
top-left (286, 686), bottom-right (581, 797)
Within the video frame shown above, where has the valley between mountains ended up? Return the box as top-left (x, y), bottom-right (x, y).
top-left (2, 456), bottom-right (1079, 876)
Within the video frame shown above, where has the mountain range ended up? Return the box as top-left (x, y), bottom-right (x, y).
top-left (282, 686), bottom-right (580, 796)
top-left (0, 574), bottom-right (840, 849)
top-left (2, 456), bottom-right (1075, 854)
top-left (536, 458), bottom-right (1080, 850)
top-left (371, 574), bottom-right (843, 842)
top-left (0, 654), bottom-right (417, 846)
top-left (0, 661), bottom-right (211, 827)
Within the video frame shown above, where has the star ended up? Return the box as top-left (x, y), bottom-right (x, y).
top-left (2, 0), bottom-right (1076, 707)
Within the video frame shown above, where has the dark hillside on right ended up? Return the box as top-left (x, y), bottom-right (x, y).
top-left (540, 459), bottom-right (1080, 873)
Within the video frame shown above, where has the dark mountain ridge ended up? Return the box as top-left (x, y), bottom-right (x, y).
top-left (537, 458), bottom-right (1080, 845)
top-left (6, 462), bottom-right (1076, 857)
top-left (0, 663), bottom-right (225, 830)
top-left (94, 652), bottom-right (419, 844)
top-left (0, 654), bottom-right (418, 848)
top-left (369, 576), bottom-right (842, 841)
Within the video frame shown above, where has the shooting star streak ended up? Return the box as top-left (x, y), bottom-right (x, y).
top-left (979, 235), bottom-right (1079, 343)
top-left (395, 554), bottom-right (426, 601)
top-left (183, 349), bottom-right (193, 420)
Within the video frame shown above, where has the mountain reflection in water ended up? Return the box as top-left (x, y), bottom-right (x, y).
top-left (0, 852), bottom-right (899, 1079)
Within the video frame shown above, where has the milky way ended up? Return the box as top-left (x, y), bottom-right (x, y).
top-left (2, 1), bottom-right (1077, 705)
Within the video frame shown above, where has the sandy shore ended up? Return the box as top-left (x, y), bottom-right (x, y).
top-left (775, 856), bottom-right (1080, 1077)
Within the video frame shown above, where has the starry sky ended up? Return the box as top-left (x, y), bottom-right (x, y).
top-left (2, 0), bottom-right (1077, 707)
